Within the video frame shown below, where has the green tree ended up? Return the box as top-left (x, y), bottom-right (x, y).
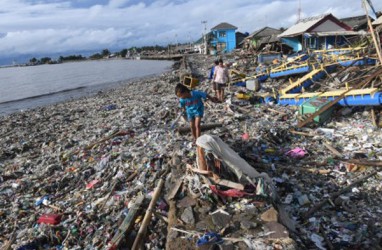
top-left (101, 49), bottom-right (110, 57)
top-left (40, 57), bottom-right (52, 64)
top-left (29, 57), bottom-right (37, 64)
top-left (120, 49), bottom-right (128, 58)
top-left (89, 53), bottom-right (103, 60)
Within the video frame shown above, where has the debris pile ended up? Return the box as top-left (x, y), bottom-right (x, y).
top-left (1, 53), bottom-right (382, 250)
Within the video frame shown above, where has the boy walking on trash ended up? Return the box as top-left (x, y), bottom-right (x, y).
top-left (175, 83), bottom-right (218, 143)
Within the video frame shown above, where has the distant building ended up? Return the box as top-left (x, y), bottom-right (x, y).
top-left (209, 22), bottom-right (238, 54)
top-left (278, 13), bottom-right (355, 52)
top-left (241, 27), bottom-right (282, 50)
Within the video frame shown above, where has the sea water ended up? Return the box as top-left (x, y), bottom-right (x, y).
top-left (0, 59), bottom-right (173, 116)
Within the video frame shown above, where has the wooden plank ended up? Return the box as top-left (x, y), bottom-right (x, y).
top-left (323, 141), bottom-right (343, 158)
top-left (362, 0), bottom-right (382, 64)
top-left (132, 179), bottom-right (165, 250)
top-left (298, 67), bottom-right (382, 128)
top-left (371, 108), bottom-right (378, 128)
top-left (345, 159), bottom-right (382, 167)
top-left (108, 195), bottom-right (145, 249)
top-left (290, 129), bottom-right (314, 137)
top-left (176, 123), bottom-right (222, 134)
top-left (165, 200), bottom-right (177, 250)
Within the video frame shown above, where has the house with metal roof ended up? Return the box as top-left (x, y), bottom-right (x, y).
top-left (242, 27), bottom-right (282, 49)
top-left (209, 22), bottom-right (238, 53)
top-left (340, 15), bottom-right (374, 31)
top-left (278, 13), bottom-right (354, 52)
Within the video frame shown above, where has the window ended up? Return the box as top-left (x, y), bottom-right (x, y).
top-left (219, 31), bottom-right (226, 37)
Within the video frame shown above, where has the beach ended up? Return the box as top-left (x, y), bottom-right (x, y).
top-left (1, 54), bottom-right (382, 249)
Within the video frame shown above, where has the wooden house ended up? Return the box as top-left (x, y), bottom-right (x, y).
top-left (241, 27), bottom-right (282, 50)
top-left (278, 13), bottom-right (355, 52)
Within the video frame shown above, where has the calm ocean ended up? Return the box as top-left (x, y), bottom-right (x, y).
top-left (0, 59), bottom-right (173, 116)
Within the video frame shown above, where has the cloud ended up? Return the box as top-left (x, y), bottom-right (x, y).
top-left (0, 0), bottom-right (381, 57)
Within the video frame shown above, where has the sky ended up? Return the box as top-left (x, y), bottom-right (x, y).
top-left (0, 0), bottom-right (381, 58)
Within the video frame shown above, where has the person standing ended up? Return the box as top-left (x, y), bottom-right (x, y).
top-left (213, 59), bottom-right (230, 102)
top-left (209, 60), bottom-right (219, 97)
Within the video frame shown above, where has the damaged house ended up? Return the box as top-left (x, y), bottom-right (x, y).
top-left (241, 26), bottom-right (283, 51)
top-left (278, 13), bottom-right (360, 52)
top-left (340, 14), bottom-right (374, 31)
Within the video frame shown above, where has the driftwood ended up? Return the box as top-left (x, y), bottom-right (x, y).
top-left (176, 123), bottom-right (222, 134)
top-left (345, 159), bottom-right (382, 167)
top-left (277, 165), bottom-right (331, 175)
top-left (126, 171), bottom-right (138, 182)
top-left (108, 195), bottom-right (144, 250)
top-left (289, 129), bottom-right (314, 137)
top-left (267, 107), bottom-right (287, 116)
top-left (371, 108), bottom-right (378, 128)
top-left (165, 200), bottom-right (177, 250)
top-left (303, 171), bottom-right (377, 220)
top-left (132, 179), bottom-right (165, 250)
top-left (323, 141), bottom-right (343, 158)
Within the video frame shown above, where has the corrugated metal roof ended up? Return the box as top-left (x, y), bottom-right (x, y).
top-left (278, 14), bottom-right (330, 37)
top-left (340, 15), bottom-right (371, 30)
top-left (258, 34), bottom-right (280, 45)
top-left (211, 22), bottom-right (238, 30)
top-left (373, 15), bottom-right (382, 25)
top-left (247, 27), bottom-right (282, 39)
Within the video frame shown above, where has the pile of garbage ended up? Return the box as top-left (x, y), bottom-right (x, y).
top-left (1, 54), bottom-right (382, 250)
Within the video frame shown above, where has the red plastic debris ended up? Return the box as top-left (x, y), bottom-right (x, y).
top-left (37, 214), bottom-right (61, 225)
top-left (210, 185), bottom-right (251, 198)
top-left (86, 179), bottom-right (100, 189)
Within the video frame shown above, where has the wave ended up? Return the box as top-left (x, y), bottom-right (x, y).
top-left (0, 86), bottom-right (87, 104)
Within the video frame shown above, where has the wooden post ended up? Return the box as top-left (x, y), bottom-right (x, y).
top-left (132, 179), bottom-right (165, 250)
top-left (323, 141), bottom-right (343, 158)
top-left (362, 0), bottom-right (382, 65)
top-left (371, 108), bottom-right (378, 127)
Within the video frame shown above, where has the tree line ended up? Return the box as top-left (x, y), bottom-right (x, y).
top-left (27, 46), bottom-right (168, 65)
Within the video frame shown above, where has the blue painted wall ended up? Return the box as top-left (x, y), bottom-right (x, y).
top-left (281, 37), bottom-right (302, 52)
top-left (282, 36), bottom-right (347, 52)
top-left (211, 28), bottom-right (237, 53)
